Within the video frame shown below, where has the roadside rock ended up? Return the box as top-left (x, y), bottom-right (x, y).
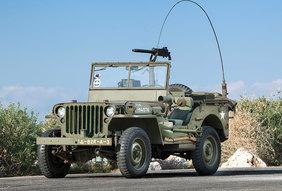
top-left (149, 161), bottom-right (162, 170)
top-left (221, 147), bottom-right (267, 168)
top-left (150, 155), bottom-right (192, 170)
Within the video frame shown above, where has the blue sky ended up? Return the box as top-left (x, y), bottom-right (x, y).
top-left (0, 0), bottom-right (281, 120)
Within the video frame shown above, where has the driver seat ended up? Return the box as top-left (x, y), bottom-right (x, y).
top-left (168, 97), bottom-right (194, 126)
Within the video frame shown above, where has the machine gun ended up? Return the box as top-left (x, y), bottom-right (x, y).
top-left (132, 47), bottom-right (171, 62)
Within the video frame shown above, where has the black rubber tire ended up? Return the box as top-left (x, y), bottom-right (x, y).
top-left (117, 127), bottom-right (151, 178)
top-left (191, 126), bottom-right (221, 175)
top-left (37, 129), bottom-right (70, 178)
top-left (168, 84), bottom-right (192, 93)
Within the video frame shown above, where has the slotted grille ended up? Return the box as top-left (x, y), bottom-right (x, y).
top-left (65, 105), bottom-right (104, 137)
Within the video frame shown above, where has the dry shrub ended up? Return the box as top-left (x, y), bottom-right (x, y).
top-left (222, 91), bottom-right (281, 166)
top-left (221, 110), bottom-right (261, 164)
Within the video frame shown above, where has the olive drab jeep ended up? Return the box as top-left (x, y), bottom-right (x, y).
top-left (36, 46), bottom-right (236, 178)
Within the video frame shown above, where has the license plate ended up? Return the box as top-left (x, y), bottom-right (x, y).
top-left (77, 138), bottom-right (112, 146)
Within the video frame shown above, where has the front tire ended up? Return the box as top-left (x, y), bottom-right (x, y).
top-left (37, 129), bottom-right (70, 178)
top-left (191, 126), bottom-right (221, 175)
top-left (117, 127), bottom-right (151, 178)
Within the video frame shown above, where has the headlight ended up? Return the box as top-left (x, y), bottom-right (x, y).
top-left (57, 107), bottom-right (65, 118)
top-left (105, 106), bottom-right (115, 117)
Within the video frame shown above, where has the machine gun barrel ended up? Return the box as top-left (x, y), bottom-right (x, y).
top-left (132, 49), bottom-right (156, 54)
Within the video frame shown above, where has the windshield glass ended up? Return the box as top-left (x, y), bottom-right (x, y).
top-left (91, 64), bottom-right (167, 88)
top-left (92, 66), bottom-right (128, 88)
top-left (129, 65), bottom-right (166, 88)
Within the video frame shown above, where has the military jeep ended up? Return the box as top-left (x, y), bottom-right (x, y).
top-left (37, 48), bottom-right (235, 178)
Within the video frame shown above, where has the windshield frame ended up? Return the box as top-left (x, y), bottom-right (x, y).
top-left (89, 62), bottom-right (170, 90)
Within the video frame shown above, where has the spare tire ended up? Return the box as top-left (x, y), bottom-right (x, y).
top-left (168, 84), bottom-right (192, 93)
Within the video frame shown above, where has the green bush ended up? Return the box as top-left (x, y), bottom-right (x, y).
top-left (70, 163), bottom-right (112, 174)
top-left (0, 102), bottom-right (41, 177)
top-left (38, 117), bottom-right (58, 132)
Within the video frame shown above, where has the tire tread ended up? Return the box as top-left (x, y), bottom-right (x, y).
top-left (191, 126), bottom-right (221, 175)
top-left (168, 84), bottom-right (192, 93)
top-left (37, 129), bottom-right (70, 178)
top-left (117, 127), bottom-right (151, 178)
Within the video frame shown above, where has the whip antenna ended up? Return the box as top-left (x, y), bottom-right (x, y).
top-left (157, 0), bottom-right (227, 97)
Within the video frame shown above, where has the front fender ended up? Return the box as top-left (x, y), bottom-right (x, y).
top-left (109, 115), bottom-right (163, 145)
top-left (188, 105), bottom-right (229, 140)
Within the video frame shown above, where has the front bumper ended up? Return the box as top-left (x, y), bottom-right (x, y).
top-left (36, 137), bottom-right (112, 146)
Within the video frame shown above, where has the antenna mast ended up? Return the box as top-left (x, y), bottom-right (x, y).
top-left (157, 0), bottom-right (227, 97)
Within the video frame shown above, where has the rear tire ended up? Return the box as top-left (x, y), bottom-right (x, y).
top-left (117, 127), bottom-right (151, 178)
top-left (191, 126), bottom-right (221, 175)
top-left (37, 129), bottom-right (70, 178)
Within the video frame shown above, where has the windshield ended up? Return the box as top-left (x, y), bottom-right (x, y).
top-left (91, 64), bottom-right (168, 89)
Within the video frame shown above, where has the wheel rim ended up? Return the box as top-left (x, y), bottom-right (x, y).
top-left (203, 135), bottom-right (218, 166)
top-left (130, 137), bottom-right (147, 170)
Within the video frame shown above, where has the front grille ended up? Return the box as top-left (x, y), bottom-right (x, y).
top-left (65, 105), bottom-right (104, 137)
